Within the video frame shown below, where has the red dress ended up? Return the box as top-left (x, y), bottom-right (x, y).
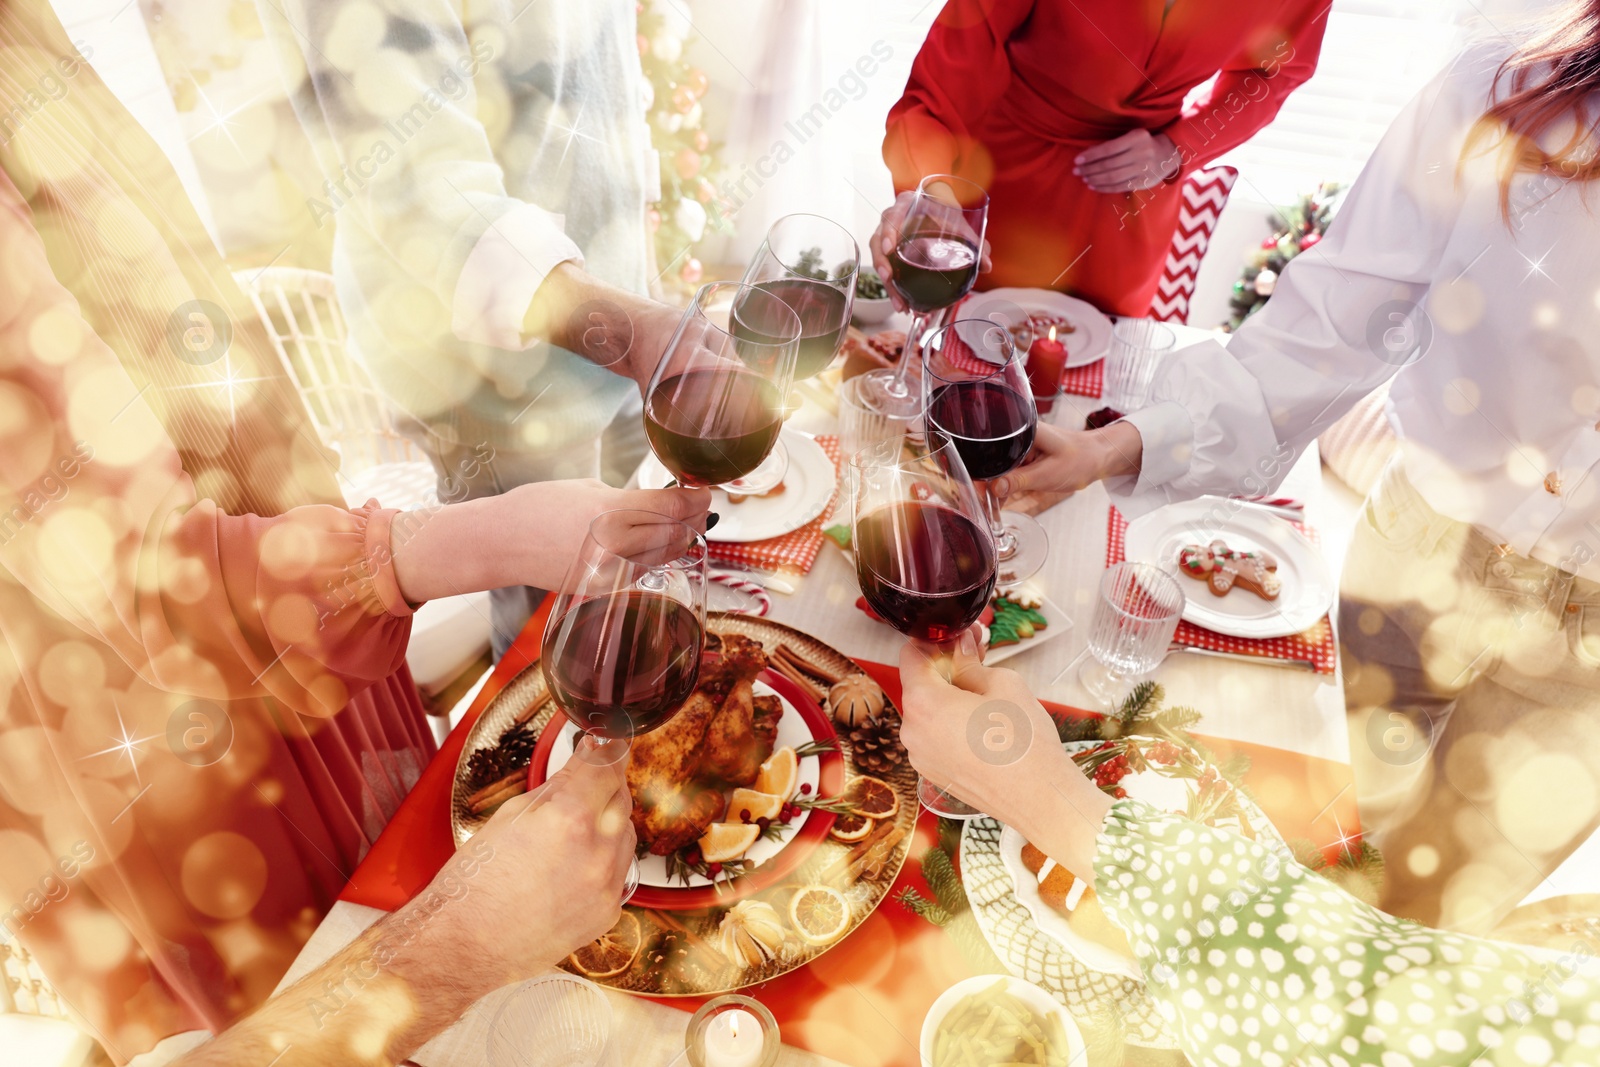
top-left (886, 0), bottom-right (1329, 315)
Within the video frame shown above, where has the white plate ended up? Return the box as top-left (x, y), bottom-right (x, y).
top-left (635, 428), bottom-right (836, 543)
top-left (997, 741), bottom-right (1286, 980)
top-left (960, 289), bottom-right (1113, 369)
top-left (984, 595), bottom-right (1072, 666)
top-left (1123, 498), bottom-right (1334, 640)
top-left (920, 974), bottom-right (1088, 1067)
top-left (543, 679), bottom-right (819, 891)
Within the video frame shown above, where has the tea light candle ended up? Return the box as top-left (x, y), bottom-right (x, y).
top-left (686, 995), bottom-right (779, 1067)
top-left (1026, 326), bottom-right (1068, 413)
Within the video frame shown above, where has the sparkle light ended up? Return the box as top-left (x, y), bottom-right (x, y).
top-left (163, 352), bottom-right (274, 428)
top-left (81, 703), bottom-right (162, 786)
top-left (1519, 244), bottom-right (1558, 285)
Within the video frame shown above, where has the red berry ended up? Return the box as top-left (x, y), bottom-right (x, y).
top-left (800, 783), bottom-right (813, 795)
top-left (757, 817), bottom-right (771, 830)
top-left (707, 862), bottom-right (723, 876)
top-left (685, 847), bottom-right (701, 865)
top-left (1114, 787), bottom-right (1127, 799)
top-left (740, 808), bottom-right (751, 822)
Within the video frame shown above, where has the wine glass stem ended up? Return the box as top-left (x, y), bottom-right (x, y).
top-left (884, 311), bottom-right (930, 396)
top-left (982, 483), bottom-right (1017, 561)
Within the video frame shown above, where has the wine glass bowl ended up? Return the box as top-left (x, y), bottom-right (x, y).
top-left (922, 319), bottom-right (1049, 587)
top-left (643, 282), bottom-right (800, 491)
top-left (741, 213), bottom-right (858, 381)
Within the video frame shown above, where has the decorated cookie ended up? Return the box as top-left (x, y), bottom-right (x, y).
top-left (1178, 539), bottom-right (1282, 600)
top-left (988, 594), bottom-right (1048, 648)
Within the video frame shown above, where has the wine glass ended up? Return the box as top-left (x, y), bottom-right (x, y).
top-left (540, 509), bottom-right (709, 903)
top-left (644, 281), bottom-right (801, 495)
top-left (860, 174), bottom-right (989, 418)
top-left (849, 435), bottom-right (997, 819)
top-left (922, 318), bottom-right (1050, 587)
top-left (741, 213), bottom-right (858, 380)
top-left (1080, 562), bottom-right (1185, 710)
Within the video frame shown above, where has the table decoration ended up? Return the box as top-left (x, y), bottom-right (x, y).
top-left (684, 995), bottom-right (780, 1067)
top-left (1024, 327), bottom-right (1068, 414)
top-left (449, 614), bottom-right (917, 997)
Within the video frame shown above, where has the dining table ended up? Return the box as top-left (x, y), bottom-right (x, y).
top-left (274, 320), bottom-right (1362, 1067)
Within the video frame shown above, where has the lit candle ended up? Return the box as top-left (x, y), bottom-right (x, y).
top-left (1026, 325), bottom-right (1068, 414)
top-left (703, 1008), bottom-right (765, 1067)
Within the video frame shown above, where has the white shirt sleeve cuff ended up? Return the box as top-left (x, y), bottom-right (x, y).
top-left (451, 202), bottom-right (584, 351)
top-left (1111, 401), bottom-right (1193, 497)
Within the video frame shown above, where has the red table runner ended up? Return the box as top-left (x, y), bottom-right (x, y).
top-left (342, 605), bottom-right (1360, 1067)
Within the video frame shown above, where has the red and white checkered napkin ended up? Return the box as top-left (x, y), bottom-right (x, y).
top-left (1059, 359), bottom-right (1104, 399)
top-left (1106, 506), bottom-right (1338, 675)
top-left (709, 435), bottom-right (841, 575)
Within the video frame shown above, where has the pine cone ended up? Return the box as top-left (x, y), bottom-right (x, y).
top-left (847, 716), bottom-right (906, 775)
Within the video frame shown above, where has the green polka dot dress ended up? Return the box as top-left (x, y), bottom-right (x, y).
top-left (1093, 800), bottom-right (1600, 1066)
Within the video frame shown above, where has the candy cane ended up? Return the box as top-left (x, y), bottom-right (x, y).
top-left (710, 573), bottom-right (770, 616)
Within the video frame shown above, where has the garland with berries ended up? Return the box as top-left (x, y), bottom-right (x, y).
top-left (636, 0), bottom-right (731, 295)
top-left (1225, 182), bottom-right (1345, 331)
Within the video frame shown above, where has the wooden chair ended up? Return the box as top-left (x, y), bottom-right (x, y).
top-left (1149, 165), bottom-right (1240, 325)
top-left (0, 939), bottom-right (103, 1066)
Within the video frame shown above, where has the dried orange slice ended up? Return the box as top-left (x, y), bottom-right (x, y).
top-left (789, 885), bottom-right (850, 946)
top-left (828, 811), bottom-right (874, 842)
top-left (754, 746), bottom-right (799, 799)
top-left (728, 788), bottom-right (784, 823)
top-left (567, 911), bottom-right (641, 979)
top-left (699, 822), bottom-right (761, 864)
top-left (845, 776), bottom-right (899, 821)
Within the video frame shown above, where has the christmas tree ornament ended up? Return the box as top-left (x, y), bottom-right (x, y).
top-left (680, 257), bottom-right (703, 284)
top-left (672, 84), bottom-right (697, 113)
top-left (674, 147), bottom-right (701, 180)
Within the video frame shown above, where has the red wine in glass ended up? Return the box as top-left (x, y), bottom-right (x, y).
top-left (741, 278), bottom-right (850, 380)
top-left (541, 590), bottom-right (704, 740)
top-left (888, 235), bottom-right (980, 314)
top-left (855, 500), bottom-right (997, 643)
top-left (926, 379), bottom-right (1038, 481)
top-left (644, 367), bottom-right (784, 488)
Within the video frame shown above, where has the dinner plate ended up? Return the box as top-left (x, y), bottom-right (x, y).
top-left (959, 289), bottom-right (1113, 369)
top-left (1122, 498), bottom-right (1334, 639)
top-left (448, 614), bottom-right (917, 997)
top-left (533, 670), bottom-right (839, 908)
top-left (635, 428), bottom-right (836, 543)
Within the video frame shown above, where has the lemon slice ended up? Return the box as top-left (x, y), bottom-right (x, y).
top-left (728, 788), bottom-right (784, 823)
top-left (567, 911), bottom-right (641, 979)
top-left (754, 746), bottom-right (799, 799)
top-left (699, 822), bottom-right (761, 864)
top-left (789, 885), bottom-right (850, 946)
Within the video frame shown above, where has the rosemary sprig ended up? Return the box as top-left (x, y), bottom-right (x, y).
top-left (793, 738), bottom-right (839, 760)
top-left (791, 793), bottom-right (857, 817)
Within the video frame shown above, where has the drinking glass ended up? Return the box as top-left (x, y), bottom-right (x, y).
top-left (922, 319), bottom-right (1049, 587)
top-left (1080, 562), bottom-right (1185, 710)
top-left (487, 974), bottom-right (615, 1067)
top-left (849, 435), bottom-right (997, 818)
top-left (837, 373), bottom-right (924, 459)
top-left (740, 213), bottom-right (857, 381)
top-left (859, 174), bottom-right (989, 418)
top-left (644, 281), bottom-right (801, 495)
top-left (1103, 318), bottom-right (1176, 413)
top-left (541, 509), bottom-right (709, 902)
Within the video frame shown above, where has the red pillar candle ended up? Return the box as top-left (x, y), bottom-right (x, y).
top-left (1025, 327), bottom-right (1068, 413)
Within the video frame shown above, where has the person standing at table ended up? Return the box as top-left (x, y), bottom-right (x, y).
top-left (994, 4), bottom-right (1600, 936)
top-left (255, 0), bottom-right (681, 656)
top-left (871, 0), bottom-right (1330, 316)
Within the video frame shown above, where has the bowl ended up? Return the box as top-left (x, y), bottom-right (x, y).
top-left (919, 974), bottom-right (1088, 1066)
top-left (852, 295), bottom-right (894, 326)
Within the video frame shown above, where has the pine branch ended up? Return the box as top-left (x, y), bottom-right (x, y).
top-left (921, 846), bottom-right (970, 917)
top-left (896, 887), bottom-right (953, 927)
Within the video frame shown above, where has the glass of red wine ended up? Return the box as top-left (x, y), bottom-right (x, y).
top-left (860, 174), bottom-right (989, 418)
top-left (849, 435), bottom-right (997, 819)
top-left (922, 318), bottom-right (1050, 587)
top-left (740, 213), bottom-right (858, 381)
top-left (644, 281), bottom-right (801, 495)
top-left (541, 509), bottom-right (710, 904)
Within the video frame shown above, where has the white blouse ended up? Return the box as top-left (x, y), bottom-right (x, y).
top-left (1117, 40), bottom-right (1600, 583)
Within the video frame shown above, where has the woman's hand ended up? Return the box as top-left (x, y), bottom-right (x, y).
top-left (993, 422), bottom-right (1144, 516)
top-left (898, 632), bottom-right (1112, 880)
top-left (870, 190), bottom-right (994, 313)
top-left (507, 479), bottom-right (713, 585)
top-left (1075, 130), bottom-right (1182, 193)
top-left (417, 736), bottom-right (636, 986)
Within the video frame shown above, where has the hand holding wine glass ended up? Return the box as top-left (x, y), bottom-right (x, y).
top-left (540, 509), bottom-right (710, 902)
top-left (644, 281), bottom-right (800, 493)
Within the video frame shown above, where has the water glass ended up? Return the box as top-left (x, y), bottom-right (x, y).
top-left (487, 974), bottom-right (615, 1067)
top-left (1079, 562), bottom-right (1185, 709)
top-left (1103, 318), bottom-right (1176, 412)
top-left (837, 373), bottom-right (923, 458)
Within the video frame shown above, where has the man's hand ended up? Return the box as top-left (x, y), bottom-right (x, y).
top-left (992, 421), bottom-right (1143, 516)
top-left (1074, 130), bottom-right (1182, 193)
top-left (870, 189), bottom-right (994, 313)
top-left (504, 479), bottom-right (713, 587)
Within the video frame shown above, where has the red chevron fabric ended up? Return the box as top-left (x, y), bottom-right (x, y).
top-left (1149, 165), bottom-right (1239, 324)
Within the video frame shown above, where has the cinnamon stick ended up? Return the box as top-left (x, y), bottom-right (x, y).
top-left (856, 825), bottom-right (906, 883)
top-left (656, 910), bottom-right (716, 956)
top-left (770, 657), bottom-right (825, 704)
top-left (468, 776), bottom-right (527, 814)
top-left (466, 769), bottom-right (526, 809)
top-left (821, 819), bottom-right (896, 883)
top-left (514, 690), bottom-right (553, 725)
top-left (774, 644), bottom-right (843, 687)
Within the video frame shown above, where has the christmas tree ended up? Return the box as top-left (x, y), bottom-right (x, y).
top-left (1225, 183), bottom-right (1344, 331)
top-left (636, 1), bottom-right (730, 296)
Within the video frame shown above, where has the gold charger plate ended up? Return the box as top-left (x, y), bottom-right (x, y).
top-left (449, 612), bottom-right (917, 996)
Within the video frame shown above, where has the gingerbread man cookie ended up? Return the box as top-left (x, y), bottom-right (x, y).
top-left (1178, 539), bottom-right (1282, 601)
